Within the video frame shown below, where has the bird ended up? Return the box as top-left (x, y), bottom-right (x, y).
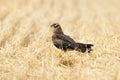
top-left (50, 23), bottom-right (93, 53)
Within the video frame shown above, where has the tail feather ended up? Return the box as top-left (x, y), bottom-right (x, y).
top-left (75, 43), bottom-right (93, 53)
top-left (86, 44), bottom-right (93, 48)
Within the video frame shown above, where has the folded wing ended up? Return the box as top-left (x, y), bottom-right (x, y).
top-left (52, 34), bottom-right (76, 51)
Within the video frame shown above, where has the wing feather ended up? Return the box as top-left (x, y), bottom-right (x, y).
top-left (52, 34), bottom-right (76, 50)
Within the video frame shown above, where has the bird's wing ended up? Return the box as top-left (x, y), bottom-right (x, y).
top-left (54, 34), bottom-right (76, 48)
top-left (55, 34), bottom-right (75, 43)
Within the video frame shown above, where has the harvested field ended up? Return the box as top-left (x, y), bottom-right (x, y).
top-left (0, 0), bottom-right (120, 80)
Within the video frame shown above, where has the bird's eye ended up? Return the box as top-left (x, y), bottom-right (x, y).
top-left (51, 23), bottom-right (59, 28)
top-left (54, 24), bottom-right (59, 28)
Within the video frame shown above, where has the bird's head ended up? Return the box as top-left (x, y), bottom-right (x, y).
top-left (50, 23), bottom-right (60, 28)
top-left (50, 23), bottom-right (64, 34)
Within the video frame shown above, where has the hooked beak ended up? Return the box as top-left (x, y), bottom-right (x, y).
top-left (50, 24), bottom-right (54, 27)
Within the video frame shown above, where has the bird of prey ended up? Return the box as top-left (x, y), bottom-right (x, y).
top-left (50, 23), bottom-right (93, 53)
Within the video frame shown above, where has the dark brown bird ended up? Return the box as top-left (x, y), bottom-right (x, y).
top-left (50, 23), bottom-right (93, 53)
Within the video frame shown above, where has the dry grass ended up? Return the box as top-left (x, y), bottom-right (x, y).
top-left (0, 0), bottom-right (120, 80)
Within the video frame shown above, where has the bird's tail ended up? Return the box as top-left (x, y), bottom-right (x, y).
top-left (75, 43), bottom-right (93, 53)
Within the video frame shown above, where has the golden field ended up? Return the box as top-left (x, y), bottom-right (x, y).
top-left (0, 0), bottom-right (120, 80)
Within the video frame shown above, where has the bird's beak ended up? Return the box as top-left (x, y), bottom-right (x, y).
top-left (50, 24), bottom-right (54, 32)
top-left (50, 24), bottom-right (54, 27)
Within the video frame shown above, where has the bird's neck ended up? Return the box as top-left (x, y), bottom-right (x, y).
top-left (54, 31), bottom-right (64, 34)
top-left (54, 28), bottom-right (64, 34)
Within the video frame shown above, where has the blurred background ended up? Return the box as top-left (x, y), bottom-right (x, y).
top-left (0, 0), bottom-right (120, 80)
